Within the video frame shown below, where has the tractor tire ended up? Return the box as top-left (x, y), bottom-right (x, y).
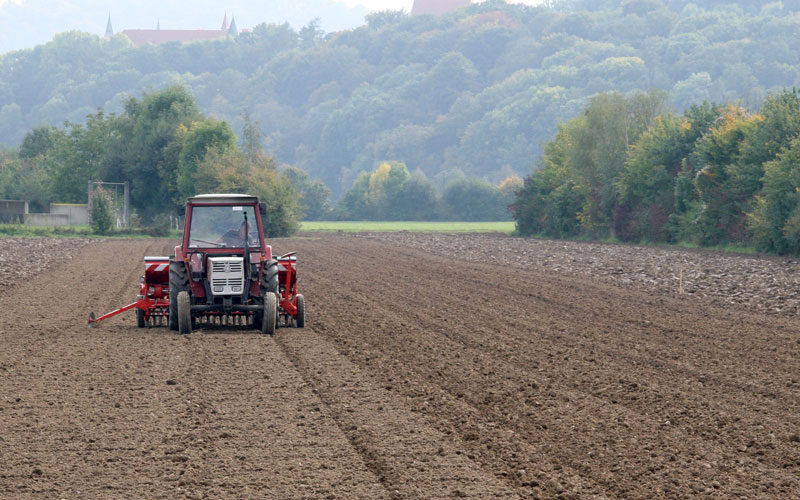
top-left (136, 308), bottom-right (146, 328)
top-left (177, 291), bottom-right (192, 335)
top-left (169, 259), bottom-right (188, 331)
top-left (258, 261), bottom-right (280, 330)
top-left (262, 260), bottom-right (280, 296)
top-left (295, 294), bottom-right (305, 328)
top-left (261, 292), bottom-right (277, 335)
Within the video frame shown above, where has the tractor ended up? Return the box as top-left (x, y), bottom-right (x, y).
top-left (88, 193), bottom-right (305, 334)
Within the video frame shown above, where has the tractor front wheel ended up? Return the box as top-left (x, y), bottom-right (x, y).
top-left (177, 291), bottom-right (192, 335)
top-left (261, 292), bottom-right (277, 335)
top-left (295, 294), bottom-right (305, 328)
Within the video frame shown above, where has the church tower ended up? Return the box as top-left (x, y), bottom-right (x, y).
top-left (221, 12), bottom-right (229, 31)
top-left (228, 16), bottom-right (238, 36)
top-left (105, 14), bottom-right (114, 37)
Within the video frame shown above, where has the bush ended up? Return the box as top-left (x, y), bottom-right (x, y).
top-left (90, 188), bottom-right (115, 235)
top-left (442, 178), bottom-right (509, 221)
top-left (146, 214), bottom-right (172, 237)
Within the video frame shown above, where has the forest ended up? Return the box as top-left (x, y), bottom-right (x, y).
top-left (512, 88), bottom-right (800, 254)
top-left (2, 0), bottom-right (800, 197)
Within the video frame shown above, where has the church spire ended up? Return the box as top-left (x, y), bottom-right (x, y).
top-left (228, 15), bottom-right (238, 36)
top-left (221, 12), bottom-right (229, 31)
top-left (105, 13), bottom-right (113, 37)
top-left (157, 18), bottom-right (161, 30)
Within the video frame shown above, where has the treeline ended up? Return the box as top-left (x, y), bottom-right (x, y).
top-left (0, 86), bottom-right (302, 236)
top-left (338, 162), bottom-right (518, 221)
top-left (3, 1), bottom-right (800, 194)
top-left (512, 88), bottom-right (800, 254)
top-left (0, 84), bottom-right (513, 233)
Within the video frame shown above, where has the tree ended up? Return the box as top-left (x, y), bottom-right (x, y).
top-left (283, 166), bottom-right (332, 220)
top-left (124, 86), bottom-right (201, 218)
top-left (393, 173), bottom-right (439, 221)
top-left (691, 106), bottom-right (763, 244)
top-left (615, 115), bottom-right (690, 241)
top-left (366, 10), bottom-right (407, 30)
top-left (442, 177), bottom-right (508, 221)
top-left (749, 138), bottom-right (800, 254)
top-left (248, 154), bottom-right (301, 237)
top-left (176, 119), bottom-right (237, 198)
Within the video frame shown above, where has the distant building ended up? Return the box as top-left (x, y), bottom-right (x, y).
top-left (411, 0), bottom-right (471, 16)
top-left (113, 14), bottom-right (240, 47)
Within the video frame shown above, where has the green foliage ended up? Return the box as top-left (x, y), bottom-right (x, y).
top-left (513, 91), bottom-right (666, 238)
top-left (283, 166), bottom-right (332, 220)
top-left (514, 87), bottom-right (800, 255)
top-left (90, 187), bottom-right (115, 235)
top-left (3, 1), bottom-right (800, 196)
top-left (338, 162), bottom-right (440, 220)
top-left (442, 177), bottom-right (509, 221)
top-left (176, 119), bottom-right (237, 198)
top-left (749, 137), bottom-right (800, 253)
top-left (6, 2), bottom-right (800, 247)
top-left (145, 214), bottom-right (172, 237)
top-left (248, 155), bottom-right (301, 237)
top-left (189, 148), bottom-right (301, 237)
top-left (7, 86), bottom-right (301, 236)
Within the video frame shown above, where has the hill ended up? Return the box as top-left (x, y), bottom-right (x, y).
top-left (2, 0), bottom-right (800, 194)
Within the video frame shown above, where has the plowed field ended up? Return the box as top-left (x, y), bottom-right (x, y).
top-left (1, 234), bottom-right (799, 499)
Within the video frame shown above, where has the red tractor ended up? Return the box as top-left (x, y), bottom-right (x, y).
top-left (88, 194), bottom-right (305, 334)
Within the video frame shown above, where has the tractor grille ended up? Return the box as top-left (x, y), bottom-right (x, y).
top-left (208, 257), bottom-right (245, 295)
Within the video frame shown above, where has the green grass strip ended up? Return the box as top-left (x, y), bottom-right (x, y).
top-left (300, 221), bottom-right (515, 233)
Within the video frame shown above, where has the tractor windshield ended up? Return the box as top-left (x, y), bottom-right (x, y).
top-left (188, 205), bottom-right (260, 249)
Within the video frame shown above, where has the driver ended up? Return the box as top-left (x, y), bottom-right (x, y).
top-left (219, 221), bottom-right (248, 247)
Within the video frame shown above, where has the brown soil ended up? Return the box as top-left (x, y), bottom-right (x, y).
top-left (363, 232), bottom-right (800, 316)
top-left (1, 234), bottom-right (799, 498)
top-left (0, 238), bottom-right (97, 291)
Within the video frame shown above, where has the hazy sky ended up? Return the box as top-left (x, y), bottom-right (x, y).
top-left (0, 0), bottom-right (544, 11)
top-left (335, 0), bottom-right (544, 8)
top-left (0, 0), bottom-right (545, 54)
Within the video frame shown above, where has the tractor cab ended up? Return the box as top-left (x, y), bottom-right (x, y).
top-left (181, 194), bottom-right (267, 252)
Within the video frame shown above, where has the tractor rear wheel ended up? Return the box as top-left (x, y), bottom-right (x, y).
top-left (257, 260), bottom-right (279, 329)
top-left (295, 294), bottom-right (305, 328)
top-left (177, 291), bottom-right (192, 335)
top-left (136, 308), bottom-right (146, 328)
top-left (261, 292), bottom-right (277, 335)
top-left (262, 260), bottom-right (279, 296)
top-left (169, 259), bottom-right (188, 331)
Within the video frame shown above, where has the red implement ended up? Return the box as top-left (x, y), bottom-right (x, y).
top-left (88, 256), bottom-right (171, 328)
top-left (277, 252), bottom-right (305, 327)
